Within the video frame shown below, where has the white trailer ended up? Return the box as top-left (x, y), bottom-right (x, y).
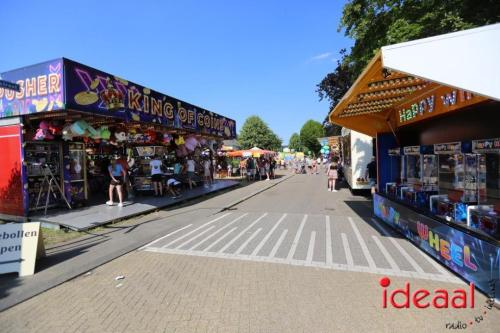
top-left (340, 128), bottom-right (374, 191)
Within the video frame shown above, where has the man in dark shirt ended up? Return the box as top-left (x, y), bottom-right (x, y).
top-left (366, 156), bottom-right (377, 194)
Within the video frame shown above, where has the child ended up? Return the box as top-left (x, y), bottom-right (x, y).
top-left (327, 163), bottom-right (338, 192)
top-left (166, 177), bottom-right (182, 198)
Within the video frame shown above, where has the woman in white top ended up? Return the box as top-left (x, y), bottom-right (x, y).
top-left (150, 155), bottom-right (164, 196)
top-left (185, 156), bottom-right (196, 190)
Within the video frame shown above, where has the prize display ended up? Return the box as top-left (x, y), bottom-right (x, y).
top-left (24, 142), bottom-right (64, 211)
top-left (383, 139), bottom-right (500, 240)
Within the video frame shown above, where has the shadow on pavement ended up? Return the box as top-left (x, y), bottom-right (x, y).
top-left (344, 200), bottom-right (404, 240)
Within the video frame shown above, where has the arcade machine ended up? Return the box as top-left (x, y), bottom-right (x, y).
top-left (385, 147), bottom-right (403, 198)
top-left (468, 138), bottom-right (499, 239)
top-left (432, 142), bottom-right (479, 223)
top-left (401, 145), bottom-right (438, 209)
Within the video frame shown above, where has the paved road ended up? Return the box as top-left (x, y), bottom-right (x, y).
top-left (1, 173), bottom-right (498, 332)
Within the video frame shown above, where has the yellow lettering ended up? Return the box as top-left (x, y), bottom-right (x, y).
top-left (151, 97), bottom-right (162, 116)
top-left (428, 230), bottom-right (440, 252)
top-left (163, 103), bottom-right (174, 119)
top-left (25, 77), bottom-right (36, 97)
top-left (37, 76), bottom-right (47, 95)
top-left (48, 73), bottom-right (60, 93)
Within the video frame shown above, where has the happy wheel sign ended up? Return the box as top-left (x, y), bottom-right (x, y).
top-left (0, 222), bottom-right (45, 276)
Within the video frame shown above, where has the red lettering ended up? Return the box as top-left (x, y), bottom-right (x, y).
top-left (412, 289), bottom-right (430, 308)
top-left (451, 290), bottom-right (467, 308)
top-left (390, 282), bottom-right (410, 308)
top-left (432, 289), bottom-right (449, 308)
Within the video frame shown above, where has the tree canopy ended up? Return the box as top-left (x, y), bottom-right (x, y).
top-left (288, 133), bottom-right (302, 152)
top-left (300, 120), bottom-right (324, 155)
top-left (317, 0), bottom-right (500, 109)
top-left (238, 116), bottom-right (282, 151)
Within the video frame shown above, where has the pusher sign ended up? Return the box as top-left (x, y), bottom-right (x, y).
top-left (0, 222), bottom-right (45, 276)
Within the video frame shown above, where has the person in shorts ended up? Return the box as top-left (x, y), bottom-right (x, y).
top-left (150, 155), bottom-right (164, 196)
top-left (327, 163), bottom-right (338, 192)
top-left (107, 157), bottom-right (127, 207)
top-left (166, 177), bottom-right (182, 198)
top-left (185, 156), bottom-right (196, 190)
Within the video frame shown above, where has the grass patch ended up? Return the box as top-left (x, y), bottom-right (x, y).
top-left (41, 227), bottom-right (84, 247)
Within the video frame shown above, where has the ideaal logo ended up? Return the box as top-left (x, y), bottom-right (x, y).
top-left (379, 277), bottom-right (496, 330)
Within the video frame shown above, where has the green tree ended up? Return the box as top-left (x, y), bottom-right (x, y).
top-left (288, 133), bottom-right (302, 152)
top-left (300, 120), bottom-right (324, 155)
top-left (318, 0), bottom-right (500, 107)
top-left (238, 116), bottom-right (282, 151)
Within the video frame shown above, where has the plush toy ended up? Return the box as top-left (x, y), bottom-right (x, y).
top-left (34, 121), bottom-right (54, 141)
top-left (115, 131), bottom-right (127, 142)
top-left (48, 121), bottom-right (62, 136)
top-left (185, 136), bottom-right (198, 152)
top-left (62, 124), bottom-right (74, 141)
top-left (162, 133), bottom-right (172, 144)
top-left (174, 135), bottom-right (185, 146)
top-left (100, 126), bottom-right (111, 140)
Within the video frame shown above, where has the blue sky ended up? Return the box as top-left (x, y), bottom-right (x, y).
top-left (0, 0), bottom-right (351, 144)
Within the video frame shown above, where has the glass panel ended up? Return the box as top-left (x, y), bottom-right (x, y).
top-left (405, 155), bottom-right (420, 185)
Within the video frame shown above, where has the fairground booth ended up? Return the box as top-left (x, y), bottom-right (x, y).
top-left (0, 58), bottom-right (236, 225)
top-left (329, 24), bottom-right (500, 302)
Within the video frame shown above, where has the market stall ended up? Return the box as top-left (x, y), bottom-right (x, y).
top-left (0, 58), bottom-right (236, 221)
top-left (328, 24), bottom-right (500, 302)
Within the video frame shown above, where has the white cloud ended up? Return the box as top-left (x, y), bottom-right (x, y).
top-left (309, 52), bottom-right (332, 61)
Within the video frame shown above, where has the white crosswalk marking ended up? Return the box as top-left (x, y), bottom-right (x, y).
top-left (175, 225), bottom-right (216, 250)
top-left (204, 227), bottom-right (239, 252)
top-left (218, 213), bottom-right (268, 254)
top-left (341, 233), bottom-right (354, 267)
top-left (286, 215), bottom-right (307, 260)
top-left (138, 224), bottom-right (193, 250)
top-left (251, 214), bottom-right (287, 256)
top-left (369, 218), bottom-right (425, 274)
top-left (143, 213), bottom-right (460, 284)
top-left (348, 217), bottom-right (376, 269)
top-left (162, 213), bottom-right (232, 248)
top-left (306, 231), bottom-right (316, 264)
top-left (188, 213), bottom-right (249, 251)
top-left (372, 235), bottom-right (400, 272)
top-left (269, 229), bottom-right (288, 258)
top-left (325, 216), bottom-right (333, 265)
top-left (235, 228), bottom-right (262, 255)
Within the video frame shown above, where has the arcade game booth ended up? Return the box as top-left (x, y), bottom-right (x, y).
top-left (0, 58), bottom-right (236, 224)
top-left (328, 24), bottom-right (500, 302)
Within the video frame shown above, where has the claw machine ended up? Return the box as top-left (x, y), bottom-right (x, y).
top-left (63, 142), bottom-right (88, 206)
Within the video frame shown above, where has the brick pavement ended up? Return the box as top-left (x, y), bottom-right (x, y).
top-left (0, 250), bottom-right (498, 333)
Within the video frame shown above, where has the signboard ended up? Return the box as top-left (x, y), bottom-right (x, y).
top-left (403, 146), bottom-right (420, 155)
top-left (0, 222), bottom-right (45, 276)
top-left (473, 138), bottom-right (500, 153)
top-left (388, 147), bottom-right (401, 156)
top-left (64, 59), bottom-right (236, 139)
top-left (373, 194), bottom-right (500, 302)
top-left (434, 142), bottom-right (461, 154)
top-left (0, 80), bottom-right (21, 92)
top-left (395, 87), bottom-right (487, 127)
top-left (0, 59), bottom-right (65, 118)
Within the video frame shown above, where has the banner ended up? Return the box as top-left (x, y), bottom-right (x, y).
top-left (0, 59), bottom-right (65, 118)
top-left (373, 193), bottom-right (500, 301)
top-left (64, 59), bottom-right (236, 139)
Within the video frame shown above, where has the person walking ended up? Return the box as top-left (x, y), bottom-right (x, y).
top-left (366, 156), bottom-right (377, 195)
top-left (204, 158), bottom-right (212, 187)
top-left (227, 161), bottom-right (232, 178)
top-left (240, 158), bottom-right (247, 179)
top-left (107, 157), bottom-right (127, 206)
top-left (185, 156), bottom-right (196, 190)
top-left (327, 163), bottom-right (339, 192)
top-left (150, 155), bottom-right (164, 196)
